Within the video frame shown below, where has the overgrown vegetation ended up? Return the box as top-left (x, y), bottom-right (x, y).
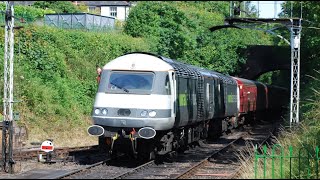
top-left (32, 1), bottom-right (81, 13)
top-left (0, 3), bottom-right (55, 22)
top-left (124, 1), bottom-right (273, 75)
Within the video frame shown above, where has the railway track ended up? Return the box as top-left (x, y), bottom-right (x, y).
top-left (55, 157), bottom-right (114, 179)
top-left (0, 121), bottom-right (278, 179)
top-left (60, 154), bottom-right (149, 179)
top-left (110, 137), bottom-right (244, 179)
top-left (173, 137), bottom-right (245, 179)
top-left (178, 122), bottom-right (277, 179)
top-left (0, 145), bottom-right (100, 162)
top-left (175, 133), bottom-right (273, 179)
top-left (109, 125), bottom-right (274, 179)
top-left (61, 122), bottom-right (277, 179)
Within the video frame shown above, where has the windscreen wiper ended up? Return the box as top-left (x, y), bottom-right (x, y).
top-left (110, 82), bottom-right (129, 93)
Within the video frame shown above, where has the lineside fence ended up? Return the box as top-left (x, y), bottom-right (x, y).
top-left (0, 13), bottom-right (116, 32)
top-left (254, 144), bottom-right (319, 179)
top-left (44, 13), bottom-right (115, 31)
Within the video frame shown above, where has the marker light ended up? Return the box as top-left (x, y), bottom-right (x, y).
top-left (94, 108), bottom-right (101, 115)
top-left (149, 110), bottom-right (157, 117)
top-left (141, 110), bottom-right (148, 117)
top-left (102, 108), bottom-right (108, 115)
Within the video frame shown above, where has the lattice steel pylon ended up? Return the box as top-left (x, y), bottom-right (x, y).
top-left (289, 19), bottom-right (302, 127)
top-left (2, 1), bottom-right (15, 173)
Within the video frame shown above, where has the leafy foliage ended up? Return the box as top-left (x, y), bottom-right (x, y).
top-left (76, 2), bottom-right (89, 13)
top-left (33, 1), bottom-right (80, 13)
top-left (0, 3), bottom-right (55, 22)
top-left (124, 2), bottom-right (197, 60)
top-left (124, 1), bottom-right (273, 74)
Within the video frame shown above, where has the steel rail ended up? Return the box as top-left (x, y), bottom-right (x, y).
top-left (111, 160), bottom-right (155, 179)
top-left (173, 137), bottom-right (243, 179)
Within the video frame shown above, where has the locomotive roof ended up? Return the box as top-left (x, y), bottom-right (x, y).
top-left (124, 52), bottom-right (236, 85)
top-left (104, 52), bottom-right (174, 71)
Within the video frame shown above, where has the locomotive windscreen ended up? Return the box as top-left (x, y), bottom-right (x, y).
top-left (107, 71), bottom-right (154, 92)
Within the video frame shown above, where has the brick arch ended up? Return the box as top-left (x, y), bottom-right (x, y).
top-left (237, 45), bottom-right (291, 80)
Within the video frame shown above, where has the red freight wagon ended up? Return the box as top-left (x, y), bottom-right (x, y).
top-left (233, 77), bottom-right (257, 115)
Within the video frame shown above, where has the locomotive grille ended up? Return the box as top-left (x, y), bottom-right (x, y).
top-left (118, 109), bottom-right (131, 116)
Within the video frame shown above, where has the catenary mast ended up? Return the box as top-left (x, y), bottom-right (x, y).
top-left (2, 1), bottom-right (15, 173)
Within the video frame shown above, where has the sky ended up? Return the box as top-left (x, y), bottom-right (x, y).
top-left (250, 1), bottom-right (284, 18)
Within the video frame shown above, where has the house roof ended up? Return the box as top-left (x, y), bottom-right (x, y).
top-left (77, 1), bottom-right (131, 7)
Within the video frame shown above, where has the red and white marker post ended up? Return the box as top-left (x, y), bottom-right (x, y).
top-left (39, 140), bottom-right (55, 163)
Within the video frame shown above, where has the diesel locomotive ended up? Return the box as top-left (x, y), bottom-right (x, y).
top-left (88, 52), bottom-right (288, 160)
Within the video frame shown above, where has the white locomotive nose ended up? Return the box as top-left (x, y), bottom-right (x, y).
top-left (87, 125), bottom-right (104, 136)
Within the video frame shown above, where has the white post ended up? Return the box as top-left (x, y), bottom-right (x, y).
top-left (2, 1), bottom-right (15, 173)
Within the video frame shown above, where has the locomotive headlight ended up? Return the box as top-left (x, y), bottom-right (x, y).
top-left (140, 110), bottom-right (148, 117)
top-left (148, 110), bottom-right (157, 117)
top-left (101, 108), bottom-right (108, 115)
top-left (94, 108), bottom-right (101, 115)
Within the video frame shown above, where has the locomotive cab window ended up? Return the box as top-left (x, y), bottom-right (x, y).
top-left (107, 71), bottom-right (154, 93)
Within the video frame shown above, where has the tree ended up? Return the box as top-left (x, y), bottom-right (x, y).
top-left (33, 1), bottom-right (80, 13)
top-left (124, 2), bottom-right (197, 60)
top-left (77, 2), bottom-right (89, 13)
top-left (124, 1), bottom-right (272, 75)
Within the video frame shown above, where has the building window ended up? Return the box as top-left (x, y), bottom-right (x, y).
top-left (110, 7), bottom-right (117, 17)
